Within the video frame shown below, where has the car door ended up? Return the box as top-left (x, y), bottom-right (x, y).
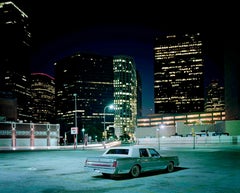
top-left (139, 148), bottom-right (152, 172)
top-left (147, 148), bottom-right (166, 170)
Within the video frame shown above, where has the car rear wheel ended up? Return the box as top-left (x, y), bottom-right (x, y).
top-left (102, 173), bottom-right (111, 178)
top-left (130, 165), bottom-right (140, 178)
top-left (166, 161), bottom-right (174, 172)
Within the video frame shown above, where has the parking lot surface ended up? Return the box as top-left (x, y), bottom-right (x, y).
top-left (0, 144), bottom-right (240, 193)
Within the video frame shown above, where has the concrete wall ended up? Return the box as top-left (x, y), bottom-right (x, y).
top-left (134, 126), bottom-right (176, 138)
top-left (225, 120), bottom-right (240, 135)
top-left (176, 121), bottom-right (225, 136)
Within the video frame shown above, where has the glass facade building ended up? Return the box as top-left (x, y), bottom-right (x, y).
top-left (113, 55), bottom-right (137, 139)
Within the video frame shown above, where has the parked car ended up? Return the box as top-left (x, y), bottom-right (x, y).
top-left (84, 145), bottom-right (180, 178)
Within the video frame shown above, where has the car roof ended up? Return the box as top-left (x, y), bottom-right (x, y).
top-left (107, 145), bottom-right (156, 150)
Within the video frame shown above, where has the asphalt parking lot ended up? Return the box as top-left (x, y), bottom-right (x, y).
top-left (0, 144), bottom-right (240, 193)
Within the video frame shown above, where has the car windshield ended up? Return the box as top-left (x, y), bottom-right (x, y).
top-left (106, 149), bottom-right (129, 155)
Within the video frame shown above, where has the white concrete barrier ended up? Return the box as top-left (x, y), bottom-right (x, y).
top-left (137, 136), bottom-right (240, 145)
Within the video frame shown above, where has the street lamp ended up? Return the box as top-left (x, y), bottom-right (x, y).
top-left (103, 104), bottom-right (114, 142)
top-left (82, 128), bottom-right (85, 149)
top-left (73, 93), bottom-right (78, 149)
top-left (156, 128), bottom-right (160, 150)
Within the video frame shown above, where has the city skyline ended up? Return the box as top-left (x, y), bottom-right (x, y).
top-left (12, 0), bottom-right (223, 116)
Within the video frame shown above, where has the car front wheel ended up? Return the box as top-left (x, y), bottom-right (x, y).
top-left (130, 165), bottom-right (140, 178)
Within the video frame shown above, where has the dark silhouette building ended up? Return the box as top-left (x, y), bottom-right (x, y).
top-left (204, 79), bottom-right (225, 112)
top-left (136, 70), bottom-right (143, 117)
top-left (0, 1), bottom-right (32, 122)
top-left (224, 38), bottom-right (240, 120)
top-left (54, 53), bottom-right (114, 142)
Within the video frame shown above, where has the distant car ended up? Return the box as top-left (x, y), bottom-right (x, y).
top-left (84, 145), bottom-right (180, 178)
top-left (212, 132), bottom-right (229, 136)
top-left (171, 133), bottom-right (183, 137)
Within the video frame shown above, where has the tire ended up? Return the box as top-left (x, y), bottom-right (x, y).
top-left (166, 162), bottom-right (174, 173)
top-left (130, 165), bottom-right (140, 178)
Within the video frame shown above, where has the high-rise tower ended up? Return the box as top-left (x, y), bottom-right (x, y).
top-left (154, 33), bottom-right (204, 114)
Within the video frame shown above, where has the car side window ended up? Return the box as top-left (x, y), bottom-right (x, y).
top-left (106, 149), bottom-right (129, 155)
top-left (148, 148), bottom-right (160, 157)
top-left (139, 148), bottom-right (149, 157)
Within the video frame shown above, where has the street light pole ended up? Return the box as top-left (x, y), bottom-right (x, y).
top-left (103, 106), bottom-right (107, 141)
top-left (64, 130), bottom-right (71, 145)
top-left (103, 104), bottom-right (114, 143)
top-left (73, 93), bottom-right (78, 149)
top-left (82, 127), bottom-right (85, 150)
top-left (157, 124), bottom-right (164, 151)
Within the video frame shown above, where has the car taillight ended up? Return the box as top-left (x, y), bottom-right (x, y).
top-left (112, 160), bottom-right (117, 167)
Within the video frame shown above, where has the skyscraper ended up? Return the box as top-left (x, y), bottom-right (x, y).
top-left (0, 1), bottom-right (32, 122)
top-left (113, 55), bottom-right (137, 139)
top-left (154, 32), bottom-right (204, 114)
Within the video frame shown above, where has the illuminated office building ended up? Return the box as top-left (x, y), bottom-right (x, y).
top-left (113, 55), bottom-right (137, 139)
top-left (137, 111), bottom-right (225, 128)
top-left (0, 1), bottom-right (32, 122)
top-left (31, 73), bottom-right (55, 123)
top-left (54, 53), bottom-right (114, 142)
top-left (154, 33), bottom-right (204, 114)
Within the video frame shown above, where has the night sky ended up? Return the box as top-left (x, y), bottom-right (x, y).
top-left (12, 0), bottom-right (222, 116)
